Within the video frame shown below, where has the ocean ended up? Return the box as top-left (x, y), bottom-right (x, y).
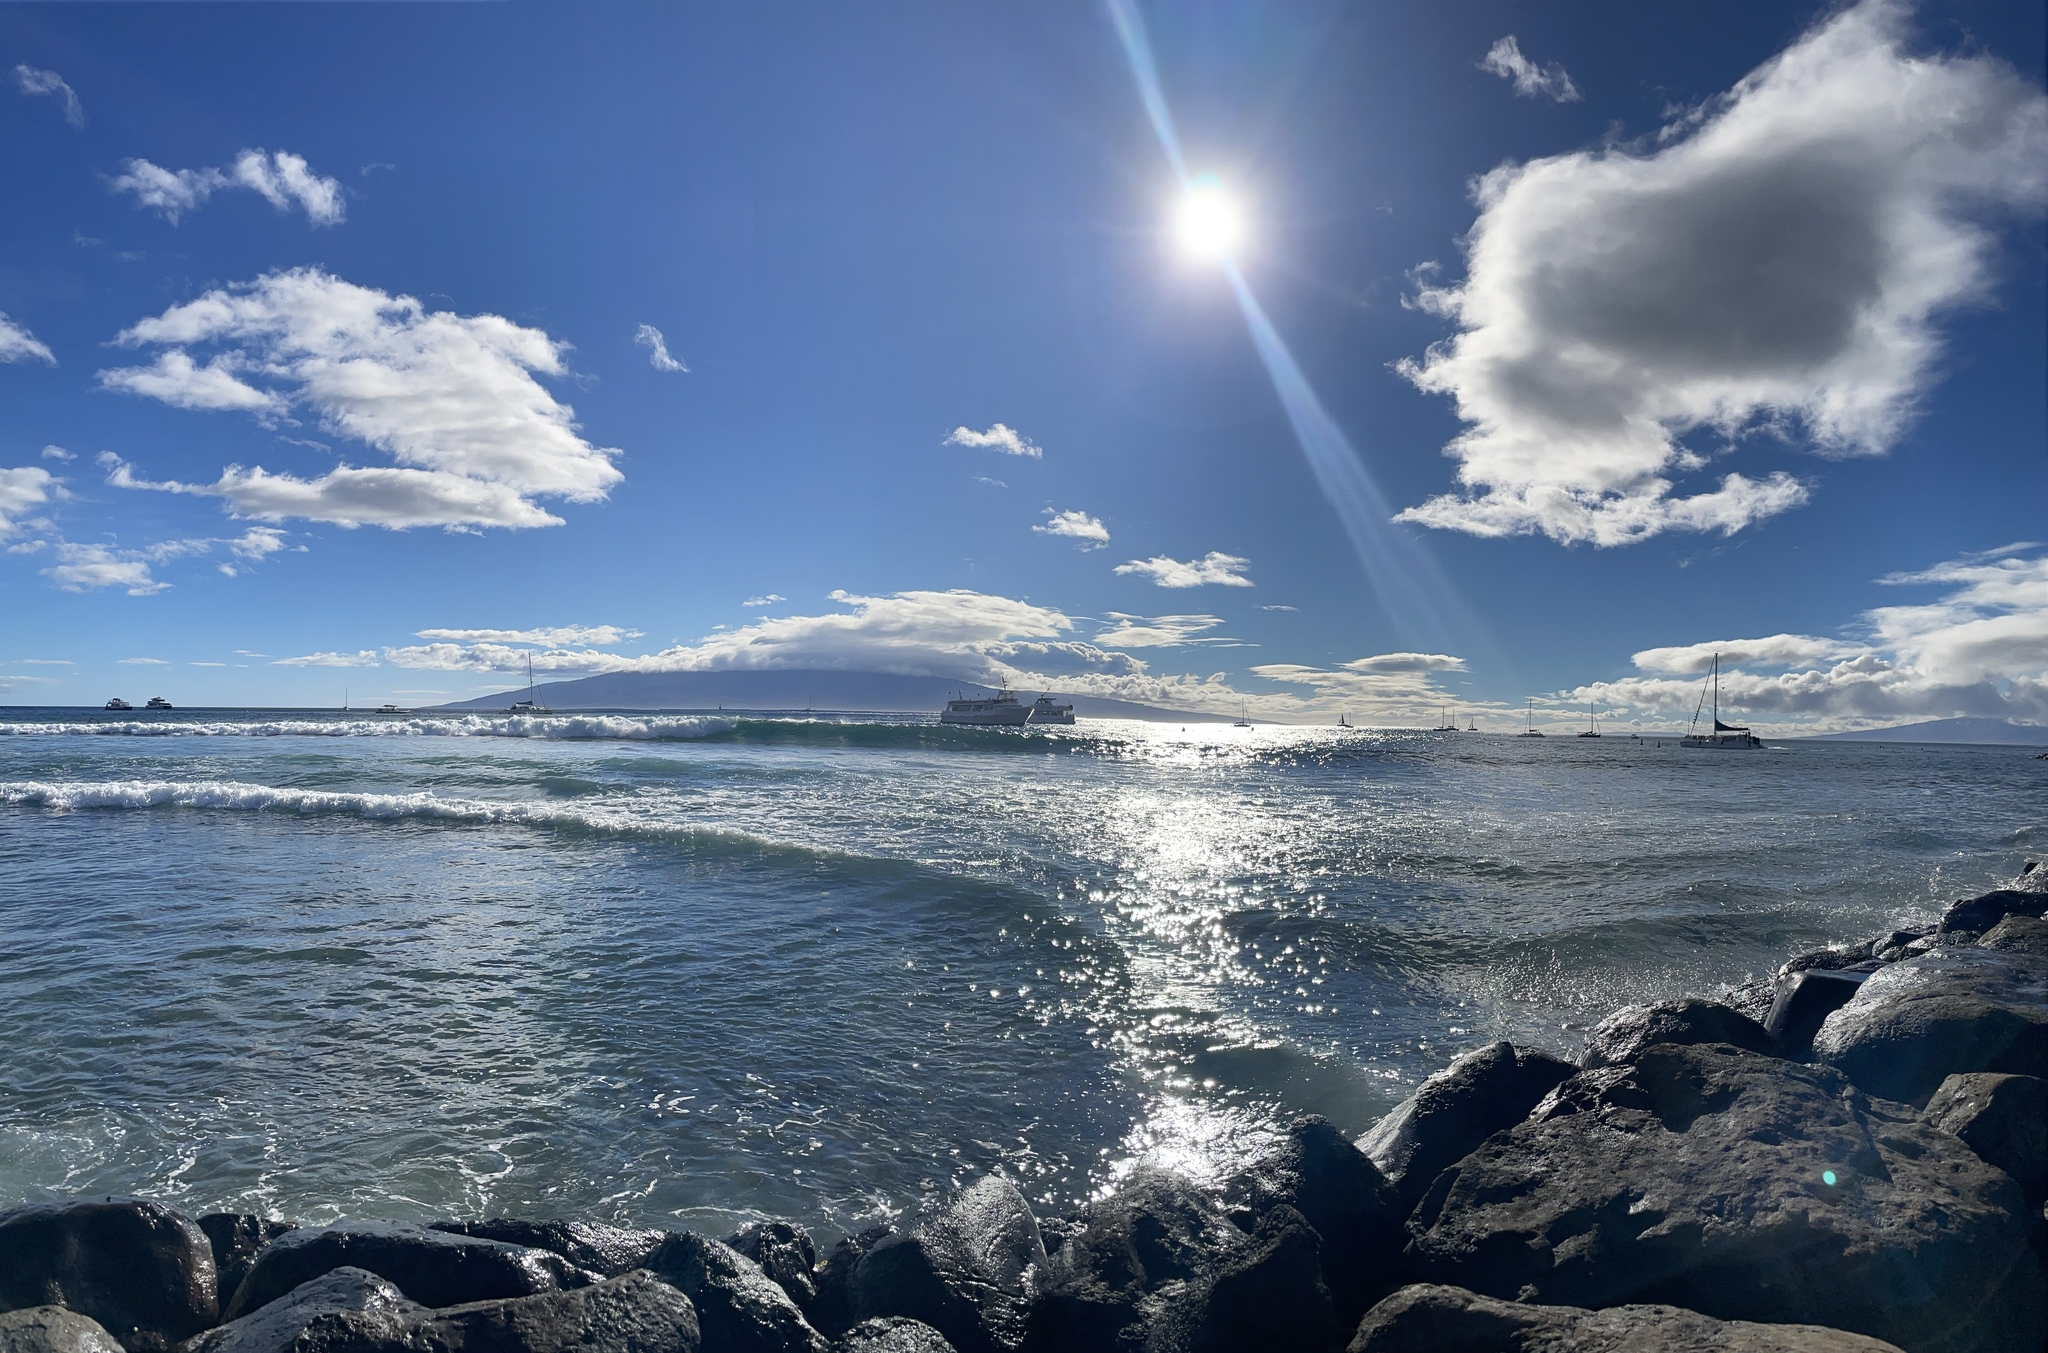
top-left (0, 709), bottom-right (2038, 1239)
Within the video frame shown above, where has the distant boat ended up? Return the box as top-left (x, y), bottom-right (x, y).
top-left (145, 696), bottom-right (173, 710)
top-left (1681, 653), bottom-right (1762, 749)
top-left (509, 653), bottom-right (554, 716)
top-left (376, 704), bottom-right (407, 715)
top-left (1515, 697), bottom-right (1545, 738)
top-left (1337, 713), bottom-right (1351, 728)
top-left (103, 697), bottom-right (132, 711)
top-left (1233, 701), bottom-right (1252, 728)
top-left (1027, 694), bottom-right (1075, 725)
top-left (941, 681), bottom-right (1029, 726)
top-left (1577, 701), bottom-right (1601, 738)
top-left (1465, 715), bottom-right (1477, 732)
top-left (1433, 704), bottom-right (1458, 732)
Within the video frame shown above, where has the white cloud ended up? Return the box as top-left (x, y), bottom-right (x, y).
top-left (0, 313), bottom-right (55, 365)
top-left (272, 650), bottom-right (381, 668)
top-left (945, 423), bottom-right (1041, 458)
top-left (1115, 552), bottom-right (1253, 588)
top-left (1091, 613), bottom-right (1236, 648)
top-left (12, 65), bottom-right (82, 127)
top-left (1258, 604), bottom-right (1297, 612)
top-left (108, 151), bottom-right (343, 225)
top-left (0, 466), bottom-right (58, 539)
top-left (118, 657), bottom-right (169, 665)
top-left (30, 524), bottom-right (291, 593)
top-left (1479, 36), bottom-right (1582, 103)
top-left (1399, 1), bottom-right (2048, 546)
top-left (1632, 633), bottom-right (1844, 674)
top-left (40, 446), bottom-right (73, 461)
top-left (1253, 653), bottom-right (1471, 718)
top-left (742, 595), bottom-right (784, 608)
top-left (634, 324), bottom-right (687, 373)
top-left (106, 161), bottom-right (228, 224)
top-left (98, 269), bottom-right (620, 529)
top-left (1035, 508), bottom-right (1109, 549)
top-left (414, 625), bottom-right (641, 645)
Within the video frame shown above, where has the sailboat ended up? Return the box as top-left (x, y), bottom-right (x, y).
top-left (1233, 700), bottom-right (1252, 728)
top-left (1337, 713), bottom-right (1351, 728)
top-left (1515, 697), bottom-right (1545, 737)
top-left (1465, 715), bottom-right (1477, 732)
top-left (509, 653), bottom-right (553, 716)
top-left (1432, 704), bottom-right (1458, 732)
top-left (1577, 701), bottom-right (1601, 738)
top-left (1681, 654), bottom-right (1761, 748)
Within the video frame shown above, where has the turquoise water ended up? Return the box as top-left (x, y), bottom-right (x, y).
top-left (0, 709), bottom-right (2037, 1236)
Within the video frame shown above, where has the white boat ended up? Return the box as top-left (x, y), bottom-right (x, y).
top-left (1027, 694), bottom-right (1075, 725)
top-left (1233, 701), bottom-right (1252, 728)
top-left (509, 653), bottom-right (553, 716)
top-left (145, 696), bottom-right (173, 710)
top-left (1681, 654), bottom-right (1762, 749)
top-left (103, 697), bottom-right (131, 711)
top-left (1515, 697), bottom-right (1545, 737)
top-left (376, 704), bottom-right (407, 715)
top-left (941, 682), bottom-right (1030, 726)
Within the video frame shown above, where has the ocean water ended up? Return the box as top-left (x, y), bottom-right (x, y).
top-left (0, 708), bottom-right (2038, 1238)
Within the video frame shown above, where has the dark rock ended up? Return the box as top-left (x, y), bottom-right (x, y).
top-left (196, 1218), bottom-right (297, 1312)
top-left (1223, 1115), bottom-right (1403, 1326)
top-left (1725, 978), bottom-right (1776, 1024)
top-left (846, 1176), bottom-right (1043, 1353)
top-left (1813, 948), bottom-right (2048, 1105)
top-left (1147, 1205), bottom-right (1341, 1353)
top-left (0, 1307), bottom-right (127, 1353)
top-left (224, 1220), bottom-right (587, 1319)
top-left (1581, 1000), bottom-right (1777, 1070)
top-left (179, 1266), bottom-right (419, 1353)
top-left (1763, 969), bottom-right (1874, 1060)
top-left (1923, 1073), bottom-right (2048, 1209)
top-left (0, 1197), bottom-right (219, 1353)
top-left (645, 1232), bottom-right (826, 1353)
top-left (1358, 1043), bottom-right (1576, 1207)
top-left (432, 1219), bottom-right (664, 1279)
top-left (1022, 1166), bottom-right (1243, 1353)
top-left (809, 1228), bottom-right (893, 1341)
top-left (1346, 1283), bottom-right (1908, 1352)
top-left (420, 1270), bottom-right (701, 1353)
top-left (834, 1319), bottom-right (956, 1353)
top-left (727, 1223), bottom-right (819, 1314)
top-left (1938, 889), bottom-right (2048, 938)
top-left (1780, 943), bottom-right (1880, 977)
top-left (1980, 915), bottom-right (2048, 956)
top-left (2011, 861), bottom-right (2047, 894)
top-left (1406, 1043), bottom-right (2043, 1353)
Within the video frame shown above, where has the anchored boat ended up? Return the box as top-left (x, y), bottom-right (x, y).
top-left (103, 697), bottom-right (132, 711)
top-left (1027, 694), bottom-right (1075, 725)
top-left (509, 653), bottom-right (553, 716)
top-left (1682, 654), bottom-right (1762, 749)
top-left (941, 682), bottom-right (1030, 726)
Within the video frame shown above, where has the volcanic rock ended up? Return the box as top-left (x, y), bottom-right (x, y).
top-left (179, 1266), bottom-right (419, 1353)
top-left (0, 1197), bottom-right (219, 1353)
top-left (834, 1319), bottom-right (956, 1353)
top-left (195, 1218), bottom-right (296, 1314)
top-left (432, 1219), bottom-right (664, 1279)
top-left (809, 1228), bottom-right (893, 1341)
top-left (1764, 969), bottom-right (1875, 1060)
top-left (1812, 948), bottom-right (2048, 1105)
top-left (1921, 1073), bottom-right (2048, 1208)
top-left (418, 1271), bottom-right (701, 1353)
top-left (224, 1220), bottom-right (587, 1319)
top-left (1937, 890), bottom-right (2048, 938)
top-left (1979, 915), bottom-right (2048, 957)
top-left (845, 1176), bottom-right (1043, 1353)
top-left (1359, 1043), bottom-right (1577, 1206)
top-left (727, 1223), bottom-right (820, 1314)
top-left (1144, 1204), bottom-right (1341, 1353)
top-left (645, 1232), bottom-right (826, 1353)
top-left (1223, 1115), bottom-right (1403, 1326)
top-left (1582, 1000), bottom-right (1776, 1069)
top-left (0, 1307), bottom-right (128, 1353)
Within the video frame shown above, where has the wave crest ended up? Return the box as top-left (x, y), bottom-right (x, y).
top-left (0, 714), bottom-right (735, 742)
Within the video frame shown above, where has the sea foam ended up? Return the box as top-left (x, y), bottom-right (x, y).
top-left (0, 714), bottom-right (734, 741)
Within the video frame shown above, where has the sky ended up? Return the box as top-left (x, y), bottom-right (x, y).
top-left (0, 0), bottom-right (2042, 731)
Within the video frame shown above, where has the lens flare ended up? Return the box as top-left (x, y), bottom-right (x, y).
top-left (1176, 178), bottom-right (1242, 259)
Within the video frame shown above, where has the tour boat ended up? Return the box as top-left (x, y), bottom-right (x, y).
top-left (145, 696), bottom-right (173, 710)
top-left (376, 704), bottom-right (407, 715)
top-left (941, 682), bottom-right (1030, 726)
top-left (1027, 695), bottom-right (1075, 725)
top-left (1515, 697), bottom-right (1545, 737)
top-left (1682, 654), bottom-right (1762, 749)
top-left (103, 697), bottom-right (132, 711)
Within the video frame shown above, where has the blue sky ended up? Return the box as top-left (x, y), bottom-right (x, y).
top-left (1, 0), bottom-right (2042, 728)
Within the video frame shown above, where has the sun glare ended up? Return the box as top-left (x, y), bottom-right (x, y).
top-left (1175, 178), bottom-right (1242, 260)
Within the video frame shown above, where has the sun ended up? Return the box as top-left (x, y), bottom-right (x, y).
top-left (1175, 176), bottom-right (1242, 260)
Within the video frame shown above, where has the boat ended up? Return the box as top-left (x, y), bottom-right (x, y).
top-left (1233, 700), bottom-right (1252, 728)
top-left (145, 696), bottom-right (173, 710)
top-left (509, 653), bottom-right (553, 716)
top-left (1515, 697), bottom-right (1545, 737)
top-left (1027, 694), bottom-right (1075, 725)
top-left (376, 704), bottom-right (407, 715)
top-left (103, 697), bottom-right (132, 711)
top-left (941, 681), bottom-right (1030, 726)
top-left (1681, 653), bottom-right (1762, 749)
top-left (1337, 713), bottom-right (1351, 728)
top-left (1465, 716), bottom-right (1477, 732)
top-left (1577, 701), bottom-right (1601, 738)
top-left (1432, 704), bottom-right (1458, 732)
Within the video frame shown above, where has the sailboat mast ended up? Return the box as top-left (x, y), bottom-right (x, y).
top-left (1712, 653), bottom-right (1719, 726)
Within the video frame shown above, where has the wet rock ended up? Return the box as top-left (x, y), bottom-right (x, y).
top-left (1763, 969), bottom-right (1875, 1060)
top-left (0, 1307), bottom-right (128, 1353)
top-left (834, 1319), bottom-right (956, 1353)
top-left (224, 1220), bottom-right (587, 1319)
top-left (1224, 1115), bottom-right (1403, 1326)
top-left (1146, 1205), bottom-right (1342, 1353)
top-left (196, 1218), bottom-right (296, 1312)
top-left (809, 1227), bottom-right (893, 1341)
top-left (2010, 861), bottom-right (2047, 895)
top-left (1022, 1166), bottom-right (1244, 1353)
top-left (0, 1197), bottom-right (219, 1353)
top-left (1581, 1000), bottom-right (1777, 1070)
top-left (1937, 889), bottom-right (2048, 939)
top-left (646, 1232), bottom-right (826, 1353)
top-left (419, 1271), bottom-right (701, 1353)
top-left (1922, 1073), bottom-right (2048, 1209)
top-left (727, 1223), bottom-right (819, 1314)
top-left (179, 1266), bottom-right (419, 1353)
top-left (1780, 942), bottom-right (1881, 977)
top-left (432, 1219), bottom-right (664, 1279)
top-left (1979, 915), bottom-right (2048, 957)
top-left (1813, 948), bottom-right (2048, 1105)
top-left (1358, 1043), bottom-right (1576, 1207)
top-left (846, 1176), bottom-right (1043, 1353)
top-left (1406, 1043), bottom-right (2043, 1353)
top-left (1346, 1283), bottom-right (1908, 1353)
top-left (1725, 978), bottom-right (1776, 1024)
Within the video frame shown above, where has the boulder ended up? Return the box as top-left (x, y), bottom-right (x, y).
top-left (727, 1223), bottom-right (819, 1313)
top-left (645, 1232), bottom-right (827, 1353)
top-left (1937, 890), bottom-right (2048, 939)
top-left (196, 1218), bottom-right (296, 1312)
top-left (1406, 1044), bottom-right (2044, 1353)
top-left (179, 1266), bottom-right (420, 1353)
top-left (809, 1228), bottom-right (894, 1341)
top-left (1223, 1116), bottom-right (1404, 1326)
top-left (0, 1197), bottom-right (219, 1353)
top-left (2010, 861), bottom-right (2047, 895)
top-left (1813, 949), bottom-right (2048, 1105)
top-left (432, 1219), bottom-right (664, 1279)
top-left (1346, 1284), bottom-right (1908, 1352)
top-left (1358, 1043), bottom-right (1577, 1206)
top-left (1979, 915), bottom-right (2048, 957)
top-left (1764, 969), bottom-right (1875, 1060)
top-left (0, 1307), bottom-right (127, 1353)
top-left (834, 1319), bottom-right (956, 1353)
top-left (1581, 1001), bottom-right (1776, 1070)
top-left (1922, 1073), bottom-right (2048, 1209)
top-left (846, 1177), bottom-right (1043, 1353)
top-left (1145, 1205), bottom-right (1342, 1353)
top-left (224, 1220), bottom-right (587, 1319)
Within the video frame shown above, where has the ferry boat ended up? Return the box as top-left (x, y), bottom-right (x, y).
top-left (1027, 694), bottom-right (1075, 725)
top-left (103, 697), bottom-right (132, 711)
top-left (941, 682), bottom-right (1029, 726)
top-left (1682, 654), bottom-right (1762, 749)
top-left (509, 653), bottom-right (553, 716)
top-left (145, 696), bottom-right (173, 710)
top-left (1515, 697), bottom-right (1545, 737)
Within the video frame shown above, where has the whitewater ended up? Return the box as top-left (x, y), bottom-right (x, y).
top-left (0, 705), bottom-right (2038, 1238)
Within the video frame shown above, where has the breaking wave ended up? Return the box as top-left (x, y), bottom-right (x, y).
top-left (0, 778), bottom-right (605, 825)
top-left (0, 715), bottom-right (734, 742)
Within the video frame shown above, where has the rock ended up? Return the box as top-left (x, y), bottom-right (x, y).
top-left (2011, 861), bottom-right (2047, 894)
top-left (1146, 1205), bottom-right (1342, 1353)
top-left (727, 1223), bottom-right (819, 1314)
top-left (432, 1219), bottom-right (664, 1279)
top-left (809, 1228), bottom-right (893, 1341)
top-left (1359, 1043), bottom-right (1576, 1208)
top-left (1346, 1284), bottom-right (1908, 1352)
top-left (846, 1176), bottom-right (1043, 1353)
top-left (1763, 969), bottom-right (1875, 1060)
top-left (1813, 948), bottom-right (2048, 1105)
top-left (179, 1266), bottom-right (420, 1353)
top-left (1937, 889), bottom-right (2048, 938)
top-left (0, 1307), bottom-right (127, 1353)
top-left (1406, 1043), bottom-right (2044, 1353)
top-left (1581, 1001), bottom-right (1777, 1070)
top-left (0, 1197), bottom-right (219, 1353)
top-left (1922, 1073), bottom-right (2048, 1209)
top-left (645, 1232), bottom-right (826, 1353)
top-left (1780, 943), bottom-right (1881, 977)
top-left (1725, 978), bottom-right (1776, 1024)
top-left (1980, 915), bottom-right (2048, 956)
top-left (834, 1319), bottom-right (956, 1353)
top-left (1022, 1166), bottom-right (1244, 1353)
top-left (224, 1220), bottom-right (588, 1319)
top-left (419, 1271), bottom-right (700, 1353)
top-left (196, 1218), bottom-right (296, 1312)
top-left (1223, 1116), bottom-right (1403, 1326)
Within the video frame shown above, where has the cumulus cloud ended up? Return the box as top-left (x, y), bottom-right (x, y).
top-left (0, 466), bottom-right (58, 539)
top-left (34, 525), bottom-right (291, 594)
top-left (98, 269), bottom-right (620, 529)
top-left (1479, 36), bottom-right (1581, 103)
top-left (743, 595), bottom-right (784, 608)
top-left (946, 423), bottom-right (1041, 458)
top-left (414, 625), bottom-right (641, 645)
top-left (12, 65), bottom-right (82, 127)
top-left (1253, 653), bottom-right (1470, 719)
top-left (1632, 633), bottom-right (1844, 674)
top-left (108, 150), bottom-right (344, 225)
top-left (634, 324), bottom-right (687, 372)
top-left (1034, 508), bottom-right (1109, 549)
top-left (0, 313), bottom-right (55, 365)
top-left (1091, 613), bottom-right (1236, 648)
top-left (1115, 552), bottom-right (1253, 588)
top-left (1400, 1), bottom-right (2048, 546)
top-left (41, 446), bottom-right (73, 461)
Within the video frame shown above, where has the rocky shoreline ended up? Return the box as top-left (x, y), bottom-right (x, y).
top-left (4, 864), bottom-right (2046, 1353)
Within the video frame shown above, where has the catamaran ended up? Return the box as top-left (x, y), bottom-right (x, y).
top-left (1682, 654), bottom-right (1762, 749)
top-left (509, 653), bottom-right (553, 716)
top-left (145, 696), bottom-right (173, 710)
top-left (1515, 697), bottom-right (1545, 737)
top-left (1233, 701), bottom-right (1252, 728)
top-left (1027, 694), bottom-right (1075, 725)
top-left (103, 697), bottom-right (132, 711)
